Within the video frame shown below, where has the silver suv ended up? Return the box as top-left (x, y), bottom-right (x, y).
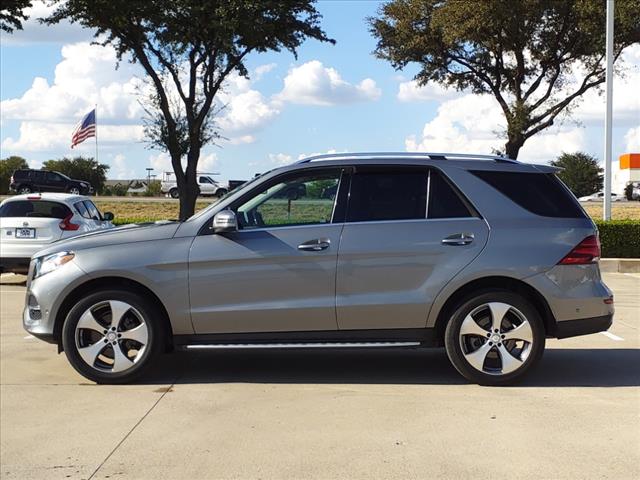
top-left (23, 153), bottom-right (614, 385)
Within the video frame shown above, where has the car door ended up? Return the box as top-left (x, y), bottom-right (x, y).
top-left (198, 176), bottom-right (216, 195)
top-left (188, 167), bottom-right (348, 334)
top-left (45, 172), bottom-right (66, 192)
top-left (336, 166), bottom-right (489, 330)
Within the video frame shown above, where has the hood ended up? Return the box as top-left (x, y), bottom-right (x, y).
top-left (34, 221), bottom-right (181, 258)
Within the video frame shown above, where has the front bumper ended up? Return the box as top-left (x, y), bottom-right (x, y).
top-left (23, 259), bottom-right (88, 342)
top-left (554, 314), bottom-right (613, 339)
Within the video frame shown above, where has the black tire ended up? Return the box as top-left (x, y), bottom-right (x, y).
top-left (18, 185), bottom-right (32, 194)
top-left (444, 290), bottom-right (545, 386)
top-left (169, 188), bottom-right (179, 199)
top-left (68, 187), bottom-right (81, 195)
top-left (215, 188), bottom-right (228, 198)
top-left (62, 289), bottom-right (165, 384)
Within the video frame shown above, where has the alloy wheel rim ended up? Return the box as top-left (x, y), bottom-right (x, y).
top-left (70, 188), bottom-right (80, 194)
top-left (458, 302), bottom-right (533, 376)
top-left (75, 300), bottom-right (149, 373)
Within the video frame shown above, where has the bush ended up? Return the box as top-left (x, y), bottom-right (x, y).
top-left (594, 220), bottom-right (640, 258)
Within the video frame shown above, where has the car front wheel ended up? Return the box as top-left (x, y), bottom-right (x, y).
top-left (444, 291), bottom-right (545, 386)
top-left (62, 290), bottom-right (164, 384)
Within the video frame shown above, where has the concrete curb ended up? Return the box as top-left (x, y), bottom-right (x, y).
top-left (600, 258), bottom-right (640, 273)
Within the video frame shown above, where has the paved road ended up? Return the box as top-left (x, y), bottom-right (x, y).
top-left (1, 273), bottom-right (638, 479)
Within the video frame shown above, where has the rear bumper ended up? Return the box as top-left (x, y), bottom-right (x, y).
top-left (0, 257), bottom-right (31, 274)
top-left (554, 314), bottom-right (613, 339)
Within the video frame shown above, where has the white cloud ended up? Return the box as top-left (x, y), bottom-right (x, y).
top-left (404, 93), bottom-right (588, 163)
top-left (1, 121), bottom-right (143, 152)
top-left (397, 80), bottom-right (461, 103)
top-left (276, 61), bottom-right (381, 106)
top-left (625, 126), bottom-right (640, 152)
top-left (268, 153), bottom-right (293, 166)
top-left (1, 1), bottom-right (93, 45)
top-left (254, 63), bottom-right (277, 81)
top-left (112, 154), bottom-right (136, 180)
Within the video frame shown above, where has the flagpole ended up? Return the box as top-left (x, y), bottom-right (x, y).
top-left (94, 104), bottom-right (98, 167)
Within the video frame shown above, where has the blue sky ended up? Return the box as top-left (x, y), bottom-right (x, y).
top-left (1, 1), bottom-right (638, 181)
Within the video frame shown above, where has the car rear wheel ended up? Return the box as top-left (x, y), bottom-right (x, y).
top-left (169, 188), bottom-right (179, 199)
top-left (444, 291), bottom-right (545, 386)
top-left (18, 185), bottom-right (32, 194)
top-left (62, 290), bottom-right (164, 384)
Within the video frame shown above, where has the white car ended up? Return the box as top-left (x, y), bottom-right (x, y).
top-left (161, 173), bottom-right (228, 198)
top-left (578, 191), bottom-right (624, 202)
top-left (0, 193), bottom-right (115, 274)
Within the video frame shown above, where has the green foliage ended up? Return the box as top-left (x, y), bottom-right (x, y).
top-left (43, 156), bottom-right (110, 193)
top-left (101, 183), bottom-right (130, 196)
top-left (0, 0), bottom-right (32, 32)
top-left (143, 180), bottom-right (163, 197)
top-left (595, 220), bottom-right (640, 258)
top-left (305, 179), bottom-right (337, 199)
top-left (112, 217), bottom-right (161, 226)
top-left (0, 156), bottom-right (29, 194)
top-left (45, 0), bottom-right (333, 220)
top-left (551, 152), bottom-right (603, 198)
top-left (370, 0), bottom-right (640, 158)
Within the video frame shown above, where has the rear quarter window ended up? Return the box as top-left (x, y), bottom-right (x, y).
top-left (0, 200), bottom-right (71, 219)
top-left (471, 170), bottom-right (585, 218)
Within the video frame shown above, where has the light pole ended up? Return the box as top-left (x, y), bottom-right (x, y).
top-left (603, 0), bottom-right (614, 221)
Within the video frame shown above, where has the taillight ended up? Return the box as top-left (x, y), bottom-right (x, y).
top-left (59, 213), bottom-right (80, 231)
top-left (558, 235), bottom-right (601, 265)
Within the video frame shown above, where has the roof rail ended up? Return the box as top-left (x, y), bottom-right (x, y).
top-left (296, 152), bottom-right (518, 164)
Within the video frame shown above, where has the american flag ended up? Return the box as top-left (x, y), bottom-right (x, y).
top-left (71, 109), bottom-right (96, 148)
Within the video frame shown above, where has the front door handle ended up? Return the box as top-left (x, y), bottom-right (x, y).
top-left (442, 233), bottom-right (474, 246)
top-left (298, 238), bottom-right (331, 251)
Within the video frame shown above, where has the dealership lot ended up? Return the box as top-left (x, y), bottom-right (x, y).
top-left (1, 273), bottom-right (638, 479)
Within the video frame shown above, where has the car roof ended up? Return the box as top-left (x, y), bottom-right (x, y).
top-left (0, 193), bottom-right (90, 205)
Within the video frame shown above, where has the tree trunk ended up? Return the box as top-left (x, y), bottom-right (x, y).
top-left (504, 135), bottom-right (524, 160)
top-left (178, 148), bottom-right (200, 220)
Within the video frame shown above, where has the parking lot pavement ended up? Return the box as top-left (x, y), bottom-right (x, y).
top-left (1, 273), bottom-right (638, 480)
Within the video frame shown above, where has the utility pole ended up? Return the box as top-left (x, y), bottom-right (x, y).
top-left (603, 0), bottom-right (614, 221)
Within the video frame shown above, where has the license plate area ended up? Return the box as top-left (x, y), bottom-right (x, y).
top-left (15, 228), bottom-right (36, 239)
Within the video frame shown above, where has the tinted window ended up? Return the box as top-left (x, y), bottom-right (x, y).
top-left (347, 171), bottom-right (428, 222)
top-left (428, 170), bottom-right (474, 219)
top-left (471, 171), bottom-right (585, 218)
top-left (83, 201), bottom-right (102, 220)
top-left (0, 200), bottom-right (71, 219)
top-left (46, 172), bottom-right (64, 182)
top-left (236, 170), bottom-right (341, 229)
top-left (74, 201), bottom-right (90, 218)
top-left (199, 176), bottom-right (213, 184)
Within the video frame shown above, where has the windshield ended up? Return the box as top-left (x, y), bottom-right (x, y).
top-left (186, 169), bottom-right (276, 222)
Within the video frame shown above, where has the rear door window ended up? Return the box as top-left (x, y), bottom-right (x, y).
top-left (428, 170), bottom-right (475, 219)
top-left (471, 170), bottom-right (585, 218)
top-left (0, 201), bottom-right (71, 219)
top-left (83, 201), bottom-right (102, 221)
top-left (346, 170), bottom-right (428, 222)
top-left (74, 201), bottom-right (90, 219)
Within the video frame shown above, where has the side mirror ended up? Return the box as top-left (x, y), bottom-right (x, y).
top-left (213, 210), bottom-right (238, 233)
top-left (103, 212), bottom-right (114, 221)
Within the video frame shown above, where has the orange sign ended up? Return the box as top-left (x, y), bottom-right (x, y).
top-left (620, 153), bottom-right (640, 169)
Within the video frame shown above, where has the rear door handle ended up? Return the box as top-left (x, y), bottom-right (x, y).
top-left (442, 233), bottom-right (474, 246)
top-left (298, 238), bottom-right (331, 251)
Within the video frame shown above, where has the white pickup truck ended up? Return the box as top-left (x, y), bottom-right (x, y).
top-left (160, 173), bottom-right (228, 199)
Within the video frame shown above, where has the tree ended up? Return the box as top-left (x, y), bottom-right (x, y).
top-left (46, 1), bottom-right (333, 219)
top-left (43, 156), bottom-right (110, 194)
top-left (0, 0), bottom-right (31, 32)
top-left (550, 152), bottom-right (602, 198)
top-left (370, 0), bottom-right (640, 159)
top-left (0, 156), bottom-right (29, 194)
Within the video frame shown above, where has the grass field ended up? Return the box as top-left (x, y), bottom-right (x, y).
top-left (94, 198), bottom-right (640, 223)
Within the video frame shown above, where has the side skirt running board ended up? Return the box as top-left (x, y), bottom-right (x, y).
top-left (181, 341), bottom-right (421, 350)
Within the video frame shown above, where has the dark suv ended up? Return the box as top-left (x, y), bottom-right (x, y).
top-left (10, 170), bottom-right (93, 195)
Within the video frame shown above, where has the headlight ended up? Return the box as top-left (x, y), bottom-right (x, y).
top-left (33, 251), bottom-right (75, 279)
